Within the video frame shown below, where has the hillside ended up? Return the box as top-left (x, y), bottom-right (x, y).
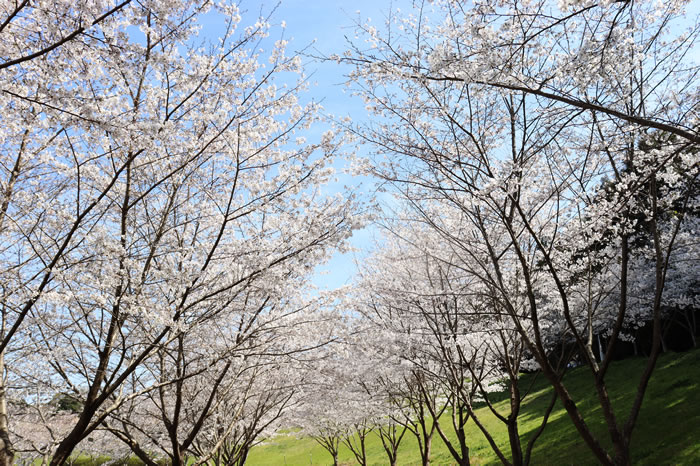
top-left (246, 349), bottom-right (700, 465)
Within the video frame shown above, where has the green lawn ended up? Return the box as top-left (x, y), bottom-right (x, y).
top-left (246, 348), bottom-right (700, 465)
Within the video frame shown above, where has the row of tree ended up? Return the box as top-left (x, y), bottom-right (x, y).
top-left (296, 0), bottom-right (699, 465)
top-left (0, 1), bottom-right (364, 464)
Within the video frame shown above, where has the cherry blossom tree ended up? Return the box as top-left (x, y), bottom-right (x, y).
top-left (0, 1), bottom-right (213, 462)
top-left (355, 221), bottom-right (567, 465)
top-left (352, 253), bottom-right (445, 466)
top-left (343, 1), bottom-right (698, 464)
top-left (291, 315), bottom-right (404, 466)
top-left (374, 416), bottom-right (407, 466)
top-left (1, 1), bottom-right (363, 464)
top-left (294, 372), bottom-right (349, 466)
top-left (101, 290), bottom-right (342, 465)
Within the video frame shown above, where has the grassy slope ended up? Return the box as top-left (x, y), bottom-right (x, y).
top-left (246, 348), bottom-right (700, 465)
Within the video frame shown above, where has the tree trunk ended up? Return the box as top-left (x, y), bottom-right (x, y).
top-left (508, 419), bottom-right (523, 466)
top-left (684, 310), bottom-right (696, 348)
top-left (236, 446), bottom-right (250, 466)
top-left (0, 432), bottom-right (13, 466)
top-left (0, 350), bottom-right (15, 466)
top-left (458, 430), bottom-right (470, 466)
top-left (50, 398), bottom-right (105, 466)
top-left (50, 417), bottom-right (90, 465)
top-left (660, 331), bottom-right (668, 353)
top-left (691, 328), bottom-right (697, 348)
top-left (170, 441), bottom-right (185, 466)
top-left (422, 434), bottom-right (432, 466)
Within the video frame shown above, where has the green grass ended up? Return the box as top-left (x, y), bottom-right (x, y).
top-left (246, 348), bottom-right (700, 465)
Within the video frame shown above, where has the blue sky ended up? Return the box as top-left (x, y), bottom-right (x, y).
top-left (270, 1), bottom-right (387, 290)
top-left (199, 1), bottom-right (391, 290)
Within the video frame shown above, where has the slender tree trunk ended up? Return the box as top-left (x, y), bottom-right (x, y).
top-left (419, 433), bottom-right (432, 466)
top-left (507, 376), bottom-right (524, 466)
top-left (459, 430), bottom-right (471, 466)
top-left (662, 323), bottom-right (670, 353)
top-left (235, 446), bottom-right (249, 466)
top-left (0, 349), bottom-right (13, 466)
top-left (50, 407), bottom-right (96, 465)
top-left (171, 450), bottom-right (185, 466)
top-left (690, 323), bottom-right (697, 348)
top-left (507, 418), bottom-right (522, 466)
top-left (378, 425), bottom-right (403, 466)
top-left (458, 428), bottom-right (470, 466)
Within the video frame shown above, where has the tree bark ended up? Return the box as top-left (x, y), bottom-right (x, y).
top-left (0, 341), bottom-right (14, 466)
top-left (422, 435), bottom-right (432, 466)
